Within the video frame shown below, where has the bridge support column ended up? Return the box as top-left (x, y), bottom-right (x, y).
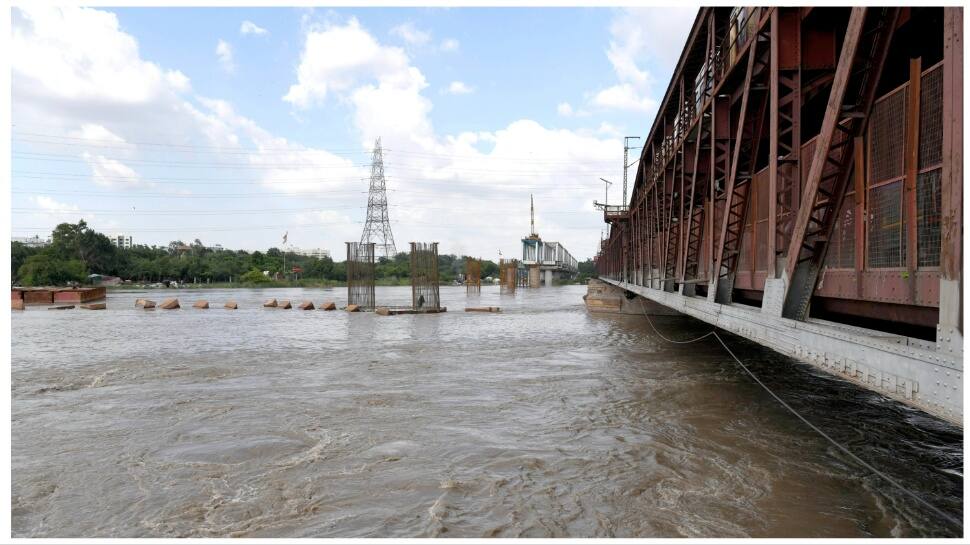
top-left (528, 265), bottom-right (541, 288)
top-left (544, 269), bottom-right (553, 287)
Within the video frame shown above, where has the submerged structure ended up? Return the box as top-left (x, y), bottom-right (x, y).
top-left (499, 258), bottom-right (518, 294)
top-left (466, 257), bottom-right (482, 294)
top-left (346, 242), bottom-right (376, 311)
top-left (410, 242), bottom-right (441, 311)
top-left (594, 7), bottom-right (963, 425)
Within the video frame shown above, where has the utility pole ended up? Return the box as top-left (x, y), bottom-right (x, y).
top-left (599, 178), bottom-right (612, 206)
top-left (623, 136), bottom-right (641, 207)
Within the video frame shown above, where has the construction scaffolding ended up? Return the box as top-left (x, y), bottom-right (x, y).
top-left (410, 242), bottom-right (441, 311)
top-left (465, 257), bottom-right (482, 294)
top-left (346, 242), bottom-right (376, 311)
top-left (499, 258), bottom-right (518, 294)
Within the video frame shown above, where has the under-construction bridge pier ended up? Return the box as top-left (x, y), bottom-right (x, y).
top-left (594, 7), bottom-right (963, 425)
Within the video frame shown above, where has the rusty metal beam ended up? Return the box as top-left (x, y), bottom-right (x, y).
top-left (904, 57), bottom-right (921, 302)
top-left (768, 9), bottom-right (781, 279)
top-left (780, 7), bottom-right (898, 320)
top-left (709, 39), bottom-right (759, 302)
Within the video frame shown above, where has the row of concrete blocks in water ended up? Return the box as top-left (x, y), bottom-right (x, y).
top-left (21, 297), bottom-right (501, 314)
top-left (128, 298), bottom-right (343, 311)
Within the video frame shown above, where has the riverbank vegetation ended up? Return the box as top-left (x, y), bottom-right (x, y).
top-left (10, 221), bottom-right (591, 287)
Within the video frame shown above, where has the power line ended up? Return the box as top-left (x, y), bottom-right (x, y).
top-left (12, 131), bottom-right (622, 164)
top-left (11, 129), bottom-right (371, 154)
top-left (11, 205), bottom-right (365, 216)
top-left (12, 152), bottom-right (622, 174)
top-left (11, 221), bottom-right (359, 233)
top-left (11, 171), bottom-right (611, 189)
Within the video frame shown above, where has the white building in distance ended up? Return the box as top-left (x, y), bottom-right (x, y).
top-left (292, 247), bottom-right (331, 259)
top-left (111, 233), bottom-right (133, 249)
top-left (12, 235), bottom-right (50, 248)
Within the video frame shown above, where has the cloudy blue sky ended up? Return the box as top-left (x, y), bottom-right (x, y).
top-left (11, 6), bottom-right (696, 260)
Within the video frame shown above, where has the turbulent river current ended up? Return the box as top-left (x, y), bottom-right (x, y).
top-left (11, 285), bottom-right (962, 537)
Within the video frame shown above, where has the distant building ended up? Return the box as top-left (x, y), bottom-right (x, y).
top-left (206, 244), bottom-right (224, 251)
top-left (12, 235), bottom-right (50, 248)
top-left (111, 233), bottom-right (133, 249)
top-left (292, 247), bottom-right (331, 259)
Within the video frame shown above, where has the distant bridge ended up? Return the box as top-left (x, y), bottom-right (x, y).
top-left (522, 237), bottom-right (578, 287)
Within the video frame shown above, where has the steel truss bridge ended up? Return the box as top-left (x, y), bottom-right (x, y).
top-left (595, 7), bottom-right (963, 425)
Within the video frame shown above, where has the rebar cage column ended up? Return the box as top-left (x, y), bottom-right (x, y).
top-left (410, 242), bottom-right (441, 310)
top-left (346, 242), bottom-right (376, 311)
top-left (499, 258), bottom-right (518, 294)
top-left (466, 257), bottom-right (481, 294)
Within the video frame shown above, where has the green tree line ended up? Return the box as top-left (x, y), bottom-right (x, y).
top-left (11, 221), bottom-right (548, 287)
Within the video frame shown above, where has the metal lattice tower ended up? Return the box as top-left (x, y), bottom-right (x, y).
top-left (360, 138), bottom-right (397, 258)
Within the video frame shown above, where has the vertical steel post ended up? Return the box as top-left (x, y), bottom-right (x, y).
top-left (940, 7), bottom-right (963, 347)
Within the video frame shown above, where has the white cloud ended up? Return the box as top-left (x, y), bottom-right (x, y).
top-left (26, 196), bottom-right (123, 233)
top-left (12, 7), bottom-right (176, 105)
top-left (216, 39), bottom-right (234, 73)
top-left (240, 20), bottom-right (268, 36)
top-left (584, 7), bottom-right (695, 114)
top-left (284, 18), bottom-right (414, 108)
top-left (80, 152), bottom-right (146, 189)
top-left (591, 83), bottom-right (657, 113)
top-left (557, 102), bottom-right (574, 116)
top-left (440, 38), bottom-right (459, 52)
top-left (69, 123), bottom-right (128, 145)
top-left (165, 70), bottom-right (191, 92)
top-left (390, 21), bottom-right (430, 46)
top-left (32, 195), bottom-right (80, 214)
top-left (609, 8), bottom-right (696, 82)
top-left (444, 81), bottom-right (474, 95)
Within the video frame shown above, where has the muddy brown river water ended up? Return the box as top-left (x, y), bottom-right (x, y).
top-left (10, 285), bottom-right (962, 537)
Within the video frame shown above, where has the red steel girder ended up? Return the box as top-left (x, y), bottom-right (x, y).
top-left (781, 7), bottom-right (900, 320)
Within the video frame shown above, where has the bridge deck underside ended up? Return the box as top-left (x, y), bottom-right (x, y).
top-left (602, 277), bottom-right (962, 425)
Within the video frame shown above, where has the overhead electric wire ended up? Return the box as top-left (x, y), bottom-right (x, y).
top-left (12, 171), bottom-right (610, 190)
top-left (11, 204), bottom-right (366, 216)
top-left (11, 129), bottom-right (371, 154)
top-left (12, 151), bottom-right (621, 176)
top-left (11, 221), bottom-right (359, 233)
top-left (13, 130), bottom-right (622, 164)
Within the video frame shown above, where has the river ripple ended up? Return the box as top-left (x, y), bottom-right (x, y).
top-left (11, 285), bottom-right (962, 537)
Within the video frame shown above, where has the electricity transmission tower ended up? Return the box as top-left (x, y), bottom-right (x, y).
top-left (360, 137), bottom-right (397, 258)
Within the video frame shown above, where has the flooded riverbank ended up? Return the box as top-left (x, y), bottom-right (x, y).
top-left (11, 285), bottom-right (962, 537)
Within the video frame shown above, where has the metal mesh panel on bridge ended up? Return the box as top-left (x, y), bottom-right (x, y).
top-left (410, 242), bottom-right (440, 311)
top-left (869, 87), bottom-right (907, 184)
top-left (919, 65), bottom-right (943, 170)
top-left (917, 169), bottom-right (942, 268)
top-left (867, 181), bottom-right (905, 269)
top-left (866, 86), bottom-right (909, 270)
top-left (825, 194), bottom-right (856, 269)
top-left (465, 257), bottom-right (481, 294)
top-left (346, 242), bottom-right (376, 310)
top-left (917, 65), bottom-right (943, 268)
